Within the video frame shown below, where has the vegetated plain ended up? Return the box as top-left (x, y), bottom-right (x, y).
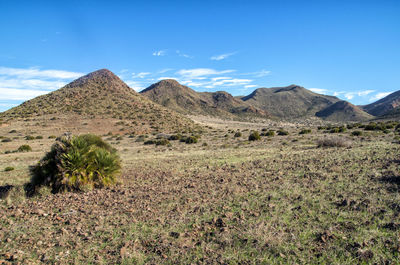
top-left (1, 115), bottom-right (400, 264)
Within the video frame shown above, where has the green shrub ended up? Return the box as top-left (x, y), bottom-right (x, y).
top-left (30, 134), bottom-right (121, 193)
top-left (144, 139), bottom-right (156, 145)
top-left (185, 136), bottom-right (198, 144)
top-left (9, 130), bottom-right (17, 133)
top-left (234, 132), bottom-right (242, 137)
top-left (4, 166), bottom-right (14, 172)
top-left (351, 131), bottom-right (363, 136)
top-left (330, 128), bottom-right (340, 133)
top-left (277, 129), bottom-right (289, 136)
top-left (17, 144), bottom-right (32, 152)
top-left (248, 131), bottom-right (261, 141)
top-left (25, 135), bottom-right (35, 140)
top-left (155, 138), bottom-right (170, 146)
top-left (35, 135), bottom-right (43, 139)
top-left (168, 134), bottom-right (182, 140)
top-left (299, 129), bottom-right (312, 135)
top-left (264, 130), bottom-right (275, 137)
top-left (1, 138), bottom-right (12, 142)
top-left (48, 135), bottom-right (57, 139)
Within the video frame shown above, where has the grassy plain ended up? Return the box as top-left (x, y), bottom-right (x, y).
top-left (0, 117), bottom-right (400, 264)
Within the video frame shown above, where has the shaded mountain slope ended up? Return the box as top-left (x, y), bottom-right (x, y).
top-left (316, 100), bottom-right (373, 122)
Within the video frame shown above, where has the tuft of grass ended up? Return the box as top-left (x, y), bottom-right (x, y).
top-left (4, 166), bottom-right (15, 172)
top-left (234, 132), bottom-right (242, 137)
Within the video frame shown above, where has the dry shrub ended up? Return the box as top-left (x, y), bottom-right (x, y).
top-left (317, 136), bottom-right (351, 148)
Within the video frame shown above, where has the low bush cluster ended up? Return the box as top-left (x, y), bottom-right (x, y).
top-left (261, 130), bottom-right (275, 137)
top-left (277, 129), bottom-right (289, 136)
top-left (299, 129), bottom-right (312, 135)
top-left (317, 137), bottom-right (351, 148)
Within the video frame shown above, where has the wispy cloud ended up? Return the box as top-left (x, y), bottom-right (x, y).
top-left (370, 92), bottom-right (393, 101)
top-left (0, 66), bottom-right (84, 102)
top-left (0, 66), bottom-right (83, 79)
top-left (125, 80), bottom-right (146, 91)
top-left (332, 90), bottom-right (377, 101)
top-left (244, 85), bottom-right (258, 89)
top-left (0, 88), bottom-right (50, 100)
top-left (132, 72), bottom-right (151, 78)
top-left (243, 69), bottom-right (271, 78)
top-left (210, 52), bottom-right (236, 61)
top-left (152, 50), bottom-right (166, 56)
top-left (176, 50), bottom-right (193, 59)
top-left (158, 68), bottom-right (173, 74)
top-left (309, 88), bottom-right (329, 94)
top-left (344, 93), bottom-right (354, 100)
top-left (176, 68), bottom-right (235, 79)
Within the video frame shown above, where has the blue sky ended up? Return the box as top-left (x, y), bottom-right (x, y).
top-left (0, 0), bottom-right (399, 111)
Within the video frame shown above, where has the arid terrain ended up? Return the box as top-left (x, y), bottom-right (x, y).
top-left (1, 115), bottom-right (400, 264)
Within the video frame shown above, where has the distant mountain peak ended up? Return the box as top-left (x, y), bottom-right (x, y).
top-left (0, 69), bottom-right (197, 133)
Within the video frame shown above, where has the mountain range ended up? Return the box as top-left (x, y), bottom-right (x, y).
top-left (1, 69), bottom-right (399, 125)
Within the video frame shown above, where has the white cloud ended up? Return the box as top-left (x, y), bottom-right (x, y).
top-left (370, 92), bottom-right (393, 101)
top-left (210, 52), bottom-right (236, 61)
top-left (125, 81), bottom-right (145, 91)
top-left (0, 77), bottom-right (66, 90)
top-left (344, 93), bottom-right (354, 100)
top-left (212, 78), bottom-right (252, 87)
top-left (357, 90), bottom-right (374, 96)
top-left (0, 88), bottom-right (50, 100)
top-left (158, 77), bottom-right (179, 81)
top-left (0, 66), bottom-right (85, 105)
top-left (152, 50), bottom-right (166, 56)
top-left (158, 68), bottom-right (173, 74)
top-left (176, 68), bottom-right (235, 79)
top-left (244, 69), bottom-right (271, 78)
top-left (0, 67), bottom-right (83, 79)
top-left (132, 72), bottom-right (151, 78)
top-left (244, 85), bottom-right (258, 89)
top-left (309, 88), bottom-right (328, 94)
top-left (176, 50), bottom-right (193, 59)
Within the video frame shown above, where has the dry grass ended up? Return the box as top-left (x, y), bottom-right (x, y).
top-left (0, 118), bottom-right (400, 264)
